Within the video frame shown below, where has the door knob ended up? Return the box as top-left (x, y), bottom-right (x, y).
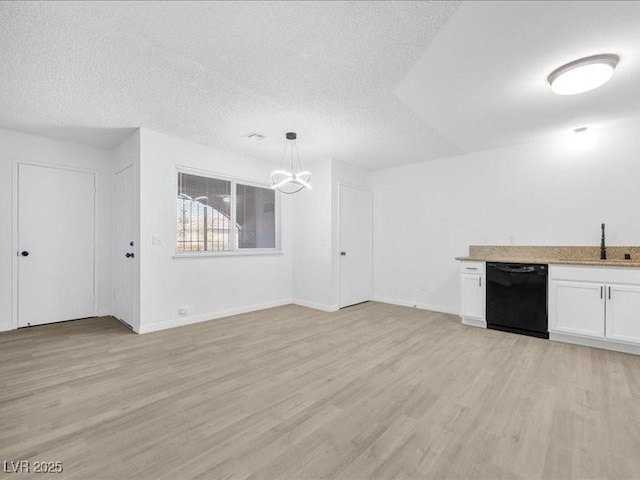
top-left (21, 251), bottom-right (29, 257)
top-left (340, 251), bottom-right (346, 256)
top-left (126, 252), bottom-right (135, 258)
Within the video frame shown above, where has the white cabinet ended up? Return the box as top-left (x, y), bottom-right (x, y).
top-left (606, 284), bottom-right (640, 343)
top-left (549, 265), bottom-right (640, 350)
top-left (460, 261), bottom-right (485, 327)
top-left (461, 273), bottom-right (485, 320)
top-left (550, 280), bottom-right (604, 338)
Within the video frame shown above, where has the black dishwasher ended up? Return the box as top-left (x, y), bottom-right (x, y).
top-left (486, 263), bottom-right (548, 339)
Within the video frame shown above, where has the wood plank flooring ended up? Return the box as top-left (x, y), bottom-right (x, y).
top-left (1, 302), bottom-right (640, 479)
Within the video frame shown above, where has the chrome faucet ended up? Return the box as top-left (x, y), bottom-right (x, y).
top-left (600, 223), bottom-right (606, 260)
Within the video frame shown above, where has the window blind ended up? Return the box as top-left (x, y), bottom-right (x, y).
top-left (236, 184), bottom-right (276, 249)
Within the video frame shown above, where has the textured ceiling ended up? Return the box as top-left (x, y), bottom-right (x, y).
top-left (1, 1), bottom-right (639, 168)
top-left (0, 1), bottom-right (459, 167)
top-left (395, 1), bottom-right (640, 155)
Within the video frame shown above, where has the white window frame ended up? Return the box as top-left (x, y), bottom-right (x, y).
top-left (174, 166), bottom-right (281, 258)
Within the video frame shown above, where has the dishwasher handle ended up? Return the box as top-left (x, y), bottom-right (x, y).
top-left (488, 264), bottom-right (538, 274)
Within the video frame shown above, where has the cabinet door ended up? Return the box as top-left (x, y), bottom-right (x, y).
top-left (550, 281), bottom-right (605, 338)
top-left (606, 284), bottom-right (640, 344)
top-left (461, 274), bottom-right (485, 320)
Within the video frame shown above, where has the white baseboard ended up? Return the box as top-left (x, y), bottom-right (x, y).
top-left (138, 299), bottom-right (292, 334)
top-left (462, 317), bottom-right (487, 328)
top-left (291, 299), bottom-right (339, 313)
top-left (550, 332), bottom-right (640, 355)
top-left (370, 295), bottom-right (459, 315)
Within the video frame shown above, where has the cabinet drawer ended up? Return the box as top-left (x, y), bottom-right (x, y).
top-left (460, 261), bottom-right (485, 275)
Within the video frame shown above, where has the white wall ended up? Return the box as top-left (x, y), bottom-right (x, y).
top-left (112, 129), bottom-right (140, 173)
top-left (292, 159), bottom-right (372, 311)
top-left (0, 127), bottom-right (366, 334)
top-left (292, 158), bottom-right (335, 310)
top-left (372, 121), bottom-right (640, 314)
top-left (0, 128), bottom-right (113, 331)
top-left (137, 129), bottom-right (293, 332)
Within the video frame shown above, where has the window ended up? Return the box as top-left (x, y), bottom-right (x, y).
top-left (236, 184), bottom-right (276, 249)
top-left (176, 171), bottom-right (278, 254)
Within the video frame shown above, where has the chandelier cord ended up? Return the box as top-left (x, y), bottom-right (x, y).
top-left (294, 140), bottom-right (302, 172)
top-left (290, 139), bottom-right (295, 173)
top-left (279, 138), bottom-right (288, 171)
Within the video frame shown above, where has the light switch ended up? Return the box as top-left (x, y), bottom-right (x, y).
top-left (152, 236), bottom-right (162, 246)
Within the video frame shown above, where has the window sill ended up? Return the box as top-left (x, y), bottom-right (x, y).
top-left (173, 250), bottom-right (283, 259)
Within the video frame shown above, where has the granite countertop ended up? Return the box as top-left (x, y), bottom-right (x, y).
top-left (456, 246), bottom-right (640, 268)
top-left (455, 256), bottom-right (640, 267)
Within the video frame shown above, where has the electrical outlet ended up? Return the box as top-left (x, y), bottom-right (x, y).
top-left (152, 236), bottom-right (162, 246)
top-left (507, 234), bottom-right (515, 245)
top-left (179, 307), bottom-right (189, 317)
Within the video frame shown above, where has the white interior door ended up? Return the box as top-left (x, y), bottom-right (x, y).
top-left (18, 164), bottom-right (96, 327)
top-left (113, 165), bottom-right (136, 327)
top-left (339, 185), bottom-right (373, 308)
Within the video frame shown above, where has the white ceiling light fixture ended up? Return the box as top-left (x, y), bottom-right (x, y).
top-left (270, 132), bottom-right (312, 194)
top-left (548, 54), bottom-right (619, 95)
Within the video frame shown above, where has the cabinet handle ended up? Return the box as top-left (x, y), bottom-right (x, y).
top-left (479, 277), bottom-right (482, 287)
top-left (600, 286), bottom-right (603, 299)
top-left (608, 286), bottom-right (611, 300)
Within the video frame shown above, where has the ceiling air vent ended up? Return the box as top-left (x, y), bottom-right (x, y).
top-left (244, 132), bottom-right (266, 141)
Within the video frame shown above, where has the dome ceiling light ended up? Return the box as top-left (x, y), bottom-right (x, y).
top-left (548, 54), bottom-right (619, 95)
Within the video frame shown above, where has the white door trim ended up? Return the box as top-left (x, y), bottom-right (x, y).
top-left (337, 182), bottom-right (373, 309)
top-left (11, 160), bottom-right (100, 330)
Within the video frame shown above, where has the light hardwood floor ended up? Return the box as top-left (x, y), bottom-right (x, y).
top-left (1, 302), bottom-right (640, 479)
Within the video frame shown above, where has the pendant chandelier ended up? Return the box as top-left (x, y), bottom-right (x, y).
top-left (270, 132), bottom-right (312, 194)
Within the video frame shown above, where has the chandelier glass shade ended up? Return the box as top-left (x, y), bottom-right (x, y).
top-left (270, 132), bottom-right (312, 194)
